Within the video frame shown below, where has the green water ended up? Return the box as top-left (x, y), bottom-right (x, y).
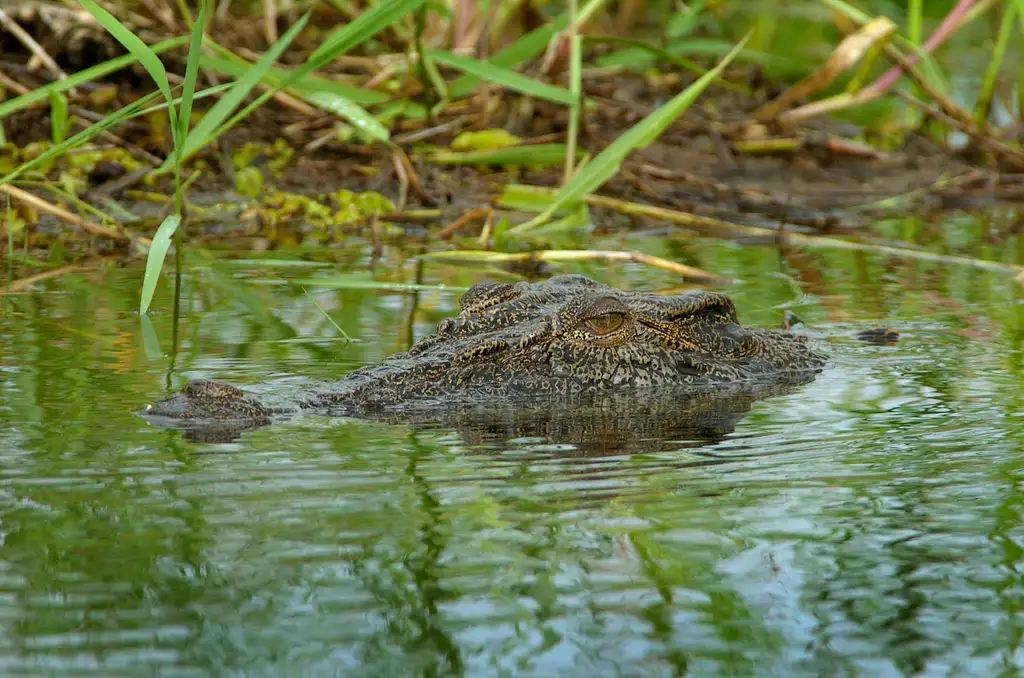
top-left (1, 237), bottom-right (1022, 677)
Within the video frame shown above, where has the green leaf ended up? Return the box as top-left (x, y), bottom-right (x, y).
top-left (312, 0), bottom-right (425, 63)
top-left (303, 90), bottom-right (389, 143)
top-left (514, 204), bottom-right (593, 249)
top-left (47, 90), bottom-right (69, 145)
top-left (666, 0), bottom-right (708, 38)
top-left (447, 0), bottom-right (606, 99)
top-left (288, 277), bottom-right (466, 292)
top-left (426, 50), bottom-right (576, 106)
top-left (0, 37), bottom-right (187, 118)
top-left (588, 37), bottom-right (704, 75)
top-left (1015, 0), bottom-right (1024, 119)
top-left (667, 39), bottom-right (788, 65)
top-left (820, 0), bottom-right (951, 91)
top-left (160, 13), bottom-right (309, 171)
top-left (199, 53), bottom-right (389, 105)
top-left (77, 0), bottom-right (178, 136)
top-left (419, 250), bottom-right (516, 262)
top-left (139, 215), bottom-right (181, 315)
top-left (177, 0), bottom-right (209, 145)
top-left (0, 90), bottom-right (162, 186)
top-left (171, 0), bottom-right (425, 169)
top-left (451, 129), bottom-right (522, 151)
top-left (914, 53), bottom-right (950, 97)
top-left (217, 259), bottom-right (332, 268)
top-left (139, 314), bottom-right (164, 360)
top-left (428, 144), bottom-right (574, 166)
top-left (0, 83), bottom-right (231, 187)
top-left (532, 203), bottom-right (592, 234)
top-left (974, 0), bottom-right (1016, 126)
top-left (496, 184), bottom-right (558, 212)
top-left (301, 287), bottom-right (352, 341)
top-left (510, 33), bottom-right (749, 234)
top-left (817, 0), bottom-right (871, 24)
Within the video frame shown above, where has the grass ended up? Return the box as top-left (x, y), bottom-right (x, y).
top-left (509, 31), bottom-right (750, 235)
top-left (1, 0), bottom-right (1023, 311)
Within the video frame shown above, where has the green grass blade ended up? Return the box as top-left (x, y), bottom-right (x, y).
top-left (666, 39), bottom-right (796, 69)
top-left (427, 143), bottom-right (575, 166)
top-left (177, 0), bottom-right (209, 143)
top-left (974, 1), bottom-right (1016, 127)
top-left (510, 33), bottom-right (749, 234)
top-left (667, 0), bottom-right (709, 37)
top-left (821, 0), bottom-right (952, 97)
top-left (907, 0), bottom-right (923, 44)
top-left (77, 0), bottom-right (177, 133)
top-left (496, 184), bottom-right (558, 212)
top-left (218, 259), bottom-right (332, 268)
top-left (419, 49), bottom-right (449, 109)
top-left (817, 0), bottom-right (871, 24)
top-left (1016, 0), bottom-right (1024, 119)
top-left (139, 215), bottom-right (181, 315)
top-left (301, 287), bottom-right (352, 342)
top-left (129, 83), bottom-right (234, 116)
top-left (288, 277), bottom-right (465, 293)
top-left (587, 36), bottom-right (707, 75)
top-left (312, 0), bottom-right (424, 63)
top-left (303, 90), bottom-right (389, 142)
top-left (166, 0), bottom-right (424, 171)
top-left (447, 0), bottom-right (606, 99)
top-left (0, 90), bottom-right (162, 186)
top-left (290, 78), bottom-right (389, 105)
top-left (448, 27), bottom-right (556, 99)
top-left (0, 37), bottom-right (187, 119)
top-left (0, 83), bottom-right (232, 186)
top-left (564, 29), bottom-right (582, 183)
top-left (426, 50), bottom-right (576, 106)
top-left (47, 90), bottom-right (69, 145)
top-left (914, 52), bottom-right (951, 97)
top-left (160, 13), bottom-right (309, 171)
top-left (139, 314), bottom-right (165, 359)
top-left (199, 0), bottom-right (425, 161)
top-left (199, 53), bottom-right (388, 105)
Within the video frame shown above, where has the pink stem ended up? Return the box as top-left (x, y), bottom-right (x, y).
top-left (867, 0), bottom-right (977, 94)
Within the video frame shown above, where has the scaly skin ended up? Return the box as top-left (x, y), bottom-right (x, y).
top-left (142, 275), bottom-right (827, 427)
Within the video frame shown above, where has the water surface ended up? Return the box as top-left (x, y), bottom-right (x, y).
top-left (1, 237), bottom-right (1022, 677)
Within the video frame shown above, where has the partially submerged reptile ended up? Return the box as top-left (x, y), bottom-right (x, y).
top-left (142, 274), bottom-right (841, 441)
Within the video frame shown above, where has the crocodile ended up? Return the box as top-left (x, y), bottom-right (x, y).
top-left (141, 274), bottom-right (831, 441)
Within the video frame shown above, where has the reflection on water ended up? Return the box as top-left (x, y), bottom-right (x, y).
top-left (0, 243), bottom-right (1022, 677)
top-left (148, 377), bottom-right (813, 449)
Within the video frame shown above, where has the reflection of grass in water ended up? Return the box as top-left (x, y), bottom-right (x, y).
top-left (302, 285), bottom-right (353, 343)
top-left (0, 243), bottom-right (1021, 672)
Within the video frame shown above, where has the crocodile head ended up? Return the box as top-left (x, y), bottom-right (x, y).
top-left (142, 274), bottom-right (827, 428)
top-left (308, 274), bottom-right (827, 410)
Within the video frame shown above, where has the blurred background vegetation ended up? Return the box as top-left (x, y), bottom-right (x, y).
top-left (0, 0), bottom-right (1021, 301)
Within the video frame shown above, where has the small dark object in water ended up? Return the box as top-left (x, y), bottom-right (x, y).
top-left (783, 311), bottom-right (899, 346)
top-left (854, 328), bottom-right (900, 345)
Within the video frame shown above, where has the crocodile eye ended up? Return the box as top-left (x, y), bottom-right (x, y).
top-left (584, 312), bottom-right (625, 335)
